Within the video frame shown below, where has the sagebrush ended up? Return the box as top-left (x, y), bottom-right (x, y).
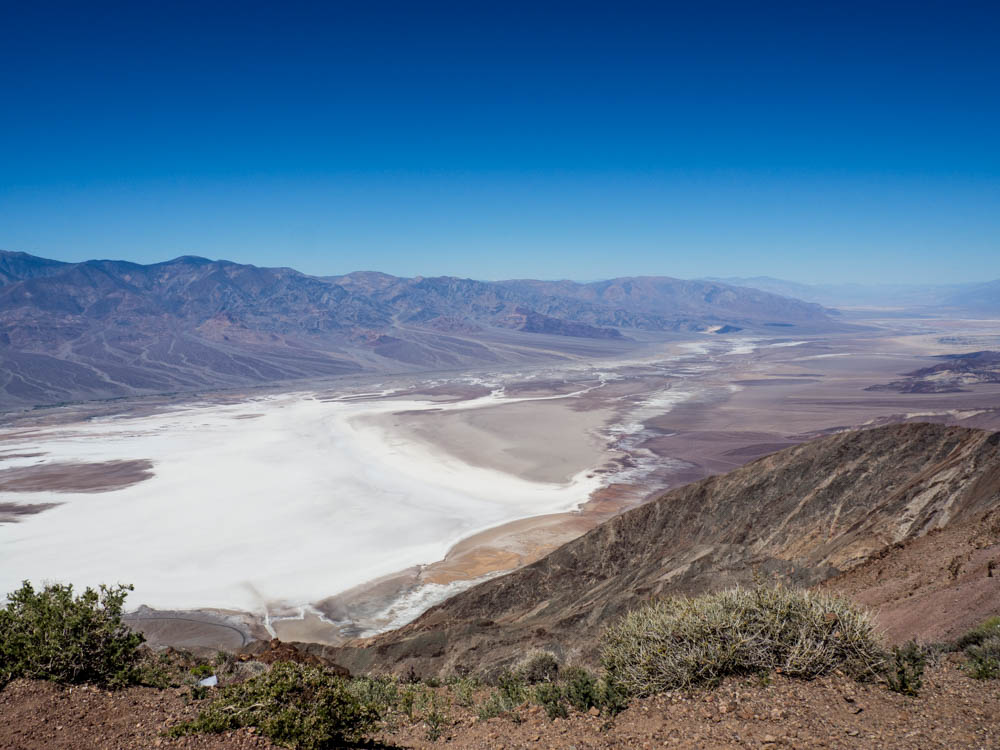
top-left (601, 584), bottom-right (886, 695)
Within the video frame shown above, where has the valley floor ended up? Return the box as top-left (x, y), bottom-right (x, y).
top-left (1, 664), bottom-right (998, 749)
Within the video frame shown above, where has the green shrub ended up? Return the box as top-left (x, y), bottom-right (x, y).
top-left (169, 661), bottom-right (379, 749)
top-left (948, 618), bottom-right (1000, 679)
top-left (561, 666), bottom-right (600, 712)
top-left (601, 584), bottom-right (886, 696)
top-left (884, 641), bottom-right (926, 696)
top-left (399, 683), bottom-right (419, 721)
top-left (347, 674), bottom-right (399, 719)
top-left (497, 669), bottom-right (528, 704)
top-left (477, 670), bottom-right (528, 721)
top-left (596, 675), bottom-right (629, 716)
top-left (0, 581), bottom-right (144, 688)
top-left (450, 675), bottom-right (478, 707)
top-left (517, 650), bottom-right (560, 684)
top-left (422, 692), bottom-right (451, 741)
top-left (954, 616), bottom-right (1000, 651)
top-left (190, 664), bottom-right (213, 678)
top-left (965, 636), bottom-right (1000, 679)
top-left (533, 681), bottom-right (568, 719)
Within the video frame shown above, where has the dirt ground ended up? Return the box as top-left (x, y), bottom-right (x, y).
top-left (1, 663), bottom-right (998, 749)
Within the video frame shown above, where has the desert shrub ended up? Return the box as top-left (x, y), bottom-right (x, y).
top-left (561, 666), bottom-right (600, 712)
top-left (190, 663), bottom-right (213, 678)
top-left (347, 674), bottom-right (399, 718)
top-left (399, 683), bottom-right (420, 720)
top-left (884, 641), bottom-right (926, 696)
top-left (422, 692), bottom-right (451, 741)
top-left (517, 650), bottom-right (560, 684)
top-left (450, 675), bottom-right (479, 707)
top-left (954, 616), bottom-right (1000, 651)
top-left (965, 637), bottom-right (1000, 679)
top-left (601, 584), bottom-right (886, 696)
top-left (533, 681), bottom-right (568, 719)
top-left (0, 581), bottom-right (144, 688)
top-left (169, 661), bottom-right (380, 749)
top-left (948, 618), bottom-right (1000, 679)
top-left (596, 675), bottom-right (629, 716)
top-left (477, 670), bottom-right (528, 721)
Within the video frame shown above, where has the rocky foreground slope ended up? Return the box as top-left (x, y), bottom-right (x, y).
top-left (319, 423), bottom-right (1000, 677)
top-left (3, 422), bottom-right (1000, 750)
top-left (2, 665), bottom-right (997, 750)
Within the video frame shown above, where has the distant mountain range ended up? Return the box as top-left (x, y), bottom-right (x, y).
top-left (0, 250), bottom-right (843, 408)
top-left (707, 276), bottom-right (1000, 311)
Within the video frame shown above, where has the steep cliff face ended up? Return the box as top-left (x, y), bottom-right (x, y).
top-left (322, 423), bottom-right (1000, 677)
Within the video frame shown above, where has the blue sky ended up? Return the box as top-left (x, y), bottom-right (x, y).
top-left (1, 0), bottom-right (997, 283)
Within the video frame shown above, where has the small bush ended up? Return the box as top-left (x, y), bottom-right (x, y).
top-left (965, 637), bottom-right (1000, 680)
top-left (954, 616), bottom-right (1000, 651)
top-left (169, 661), bottom-right (379, 749)
top-left (190, 664), bottom-right (213, 678)
top-left (517, 650), bottom-right (560, 684)
top-left (497, 669), bottom-right (528, 704)
top-left (949, 618), bottom-right (1000, 679)
top-left (477, 670), bottom-right (528, 721)
top-left (423, 693), bottom-right (451, 741)
top-left (399, 683), bottom-right (419, 721)
top-left (596, 675), bottom-right (629, 716)
top-left (0, 581), bottom-right (144, 688)
top-left (884, 641), bottom-right (926, 696)
top-left (450, 675), bottom-right (478, 707)
top-left (561, 666), bottom-right (600, 712)
top-left (533, 682), bottom-right (568, 719)
top-left (347, 674), bottom-right (399, 719)
top-left (601, 584), bottom-right (886, 696)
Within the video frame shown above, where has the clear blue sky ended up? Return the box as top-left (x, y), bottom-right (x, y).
top-left (1, 0), bottom-right (998, 283)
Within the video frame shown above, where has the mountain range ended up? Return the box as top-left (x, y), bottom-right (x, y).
top-left (0, 250), bottom-right (844, 408)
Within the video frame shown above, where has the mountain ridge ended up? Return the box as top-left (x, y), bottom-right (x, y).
top-left (0, 250), bottom-right (847, 408)
top-left (316, 422), bottom-right (1000, 677)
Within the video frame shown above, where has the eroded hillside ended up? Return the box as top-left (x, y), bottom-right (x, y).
top-left (320, 423), bottom-right (1000, 677)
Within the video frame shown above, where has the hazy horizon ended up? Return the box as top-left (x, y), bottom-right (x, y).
top-left (4, 247), bottom-right (998, 289)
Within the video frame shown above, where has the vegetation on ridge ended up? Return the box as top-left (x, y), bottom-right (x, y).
top-left (0, 580), bottom-right (145, 688)
top-left (169, 662), bottom-right (381, 749)
top-left (4, 578), bottom-right (999, 748)
top-left (601, 584), bottom-right (886, 696)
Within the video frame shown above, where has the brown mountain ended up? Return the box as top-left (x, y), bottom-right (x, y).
top-left (320, 423), bottom-right (1000, 677)
top-left (0, 250), bottom-right (846, 408)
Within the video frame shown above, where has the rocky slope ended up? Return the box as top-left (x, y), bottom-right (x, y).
top-left (867, 350), bottom-right (1000, 393)
top-left (0, 250), bottom-right (843, 408)
top-left (322, 423), bottom-right (1000, 677)
top-left (3, 665), bottom-right (998, 750)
